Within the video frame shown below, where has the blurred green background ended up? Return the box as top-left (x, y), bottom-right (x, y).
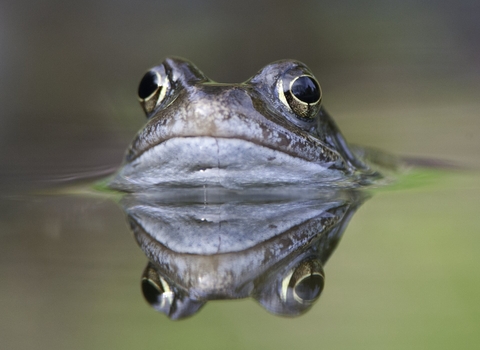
top-left (1, 0), bottom-right (479, 349)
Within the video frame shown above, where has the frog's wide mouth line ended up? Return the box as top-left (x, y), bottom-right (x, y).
top-left (129, 204), bottom-right (342, 294)
top-left (129, 196), bottom-right (342, 255)
top-left (126, 112), bottom-right (341, 166)
top-left (127, 135), bottom-right (333, 166)
top-left (110, 136), bottom-right (348, 190)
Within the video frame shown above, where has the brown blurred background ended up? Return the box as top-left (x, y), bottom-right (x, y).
top-left (1, 0), bottom-right (479, 190)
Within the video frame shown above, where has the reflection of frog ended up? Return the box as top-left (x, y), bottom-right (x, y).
top-left (121, 188), bottom-right (367, 319)
top-left (110, 57), bottom-right (395, 190)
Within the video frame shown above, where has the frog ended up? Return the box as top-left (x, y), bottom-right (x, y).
top-left (109, 57), bottom-right (393, 191)
top-left (122, 187), bottom-right (367, 319)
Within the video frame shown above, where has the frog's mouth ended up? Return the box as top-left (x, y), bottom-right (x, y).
top-left (126, 107), bottom-right (345, 163)
top-left (110, 135), bottom-right (352, 190)
top-left (127, 191), bottom-right (352, 293)
top-left (110, 104), bottom-right (353, 189)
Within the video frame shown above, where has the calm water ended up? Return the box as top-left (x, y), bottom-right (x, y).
top-left (2, 170), bottom-right (479, 349)
top-left (1, 1), bottom-right (480, 349)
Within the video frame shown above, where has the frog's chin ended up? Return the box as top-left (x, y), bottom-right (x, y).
top-left (109, 136), bottom-right (348, 191)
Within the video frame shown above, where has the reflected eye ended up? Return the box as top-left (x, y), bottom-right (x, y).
top-left (138, 66), bottom-right (171, 116)
top-left (141, 263), bottom-right (174, 311)
top-left (281, 258), bottom-right (325, 304)
top-left (279, 74), bottom-right (322, 119)
top-left (141, 277), bottom-right (165, 305)
top-left (293, 273), bottom-right (324, 302)
top-left (140, 262), bottom-right (205, 319)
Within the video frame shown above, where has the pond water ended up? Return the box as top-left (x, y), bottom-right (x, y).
top-left (1, 1), bottom-right (480, 349)
top-left (2, 167), bottom-right (479, 349)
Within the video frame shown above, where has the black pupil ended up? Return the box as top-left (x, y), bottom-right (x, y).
top-left (138, 71), bottom-right (160, 99)
top-left (291, 76), bottom-right (320, 104)
top-left (294, 274), bottom-right (324, 301)
top-left (142, 279), bottom-right (164, 305)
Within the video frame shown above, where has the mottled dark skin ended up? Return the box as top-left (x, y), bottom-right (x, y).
top-left (110, 57), bottom-right (386, 190)
top-left (122, 187), bottom-right (368, 318)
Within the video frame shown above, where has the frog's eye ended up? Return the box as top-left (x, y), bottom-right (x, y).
top-left (281, 258), bottom-right (325, 305)
top-left (141, 264), bottom-right (175, 312)
top-left (279, 74), bottom-right (322, 119)
top-left (141, 263), bottom-right (205, 319)
top-left (138, 66), bottom-right (171, 116)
